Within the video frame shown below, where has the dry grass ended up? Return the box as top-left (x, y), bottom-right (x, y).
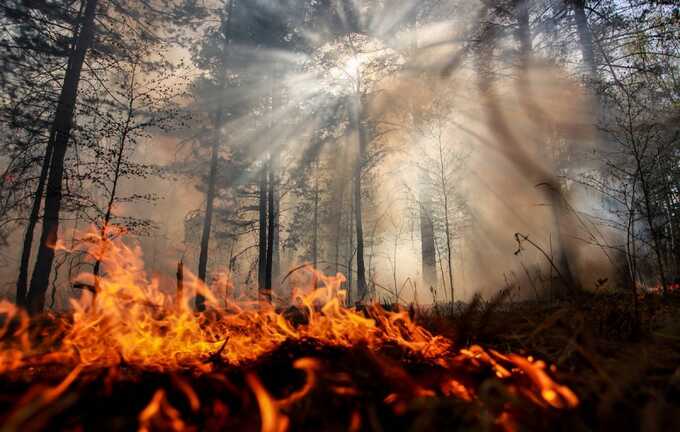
top-left (419, 291), bottom-right (680, 431)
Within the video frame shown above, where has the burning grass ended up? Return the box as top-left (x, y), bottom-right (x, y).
top-left (0, 227), bottom-right (583, 431)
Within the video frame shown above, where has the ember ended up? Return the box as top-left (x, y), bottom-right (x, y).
top-left (0, 228), bottom-right (577, 431)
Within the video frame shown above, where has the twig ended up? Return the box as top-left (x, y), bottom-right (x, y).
top-left (205, 337), bottom-right (230, 364)
top-left (514, 233), bottom-right (573, 292)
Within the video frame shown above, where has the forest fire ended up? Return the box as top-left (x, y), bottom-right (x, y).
top-left (1, 0), bottom-right (678, 430)
top-left (0, 228), bottom-right (577, 431)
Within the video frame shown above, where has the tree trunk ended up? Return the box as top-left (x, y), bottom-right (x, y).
top-left (347, 187), bottom-right (354, 304)
top-left (409, 13), bottom-right (437, 298)
top-left (16, 0), bottom-right (88, 308)
top-left (92, 68), bottom-right (136, 293)
top-left (437, 138), bottom-right (455, 313)
top-left (264, 159), bottom-right (275, 299)
top-left (664, 178), bottom-right (680, 274)
top-left (272, 176), bottom-right (280, 289)
top-left (176, 260), bottom-right (184, 309)
top-left (197, 0), bottom-right (234, 308)
top-left (571, 0), bottom-right (598, 80)
top-left (258, 163), bottom-right (269, 299)
top-left (196, 111), bottom-right (222, 311)
top-left (312, 160), bottom-right (319, 270)
top-left (26, 0), bottom-right (99, 315)
top-left (636, 154), bottom-right (669, 295)
top-left (515, 0), bottom-right (532, 62)
top-left (16, 133), bottom-right (54, 307)
top-left (546, 188), bottom-right (581, 295)
top-left (334, 208), bottom-right (342, 275)
top-left (271, 66), bottom-right (281, 290)
top-left (352, 96), bottom-right (368, 301)
top-left (262, 60), bottom-right (280, 300)
top-left (418, 173), bottom-right (437, 292)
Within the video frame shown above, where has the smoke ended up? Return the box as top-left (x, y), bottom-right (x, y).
top-left (364, 34), bottom-right (614, 301)
top-left (0, 1), bottom-right (621, 306)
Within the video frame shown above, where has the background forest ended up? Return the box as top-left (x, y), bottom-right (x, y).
top-left (0, 0), bottom-right (678, 314)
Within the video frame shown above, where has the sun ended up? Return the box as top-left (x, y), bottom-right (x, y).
top-left (343, 55), bottom-right (362, 77)
top-left (306, 33), bottom-right (404, 98)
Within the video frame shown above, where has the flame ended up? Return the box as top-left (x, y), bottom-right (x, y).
top-left (1, 226), bottom-right (453, 371)
top-left (0, 226), bottom-right (579, 430)
top-left (138, 389), bottom-right (186, 432)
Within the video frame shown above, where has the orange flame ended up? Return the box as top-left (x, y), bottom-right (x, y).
top-left (1, 226), bottom-right (454, 372)
top-left (138, 389), bottom-right (186, 432)
top-left (0, 225), bottom-right (579, 430)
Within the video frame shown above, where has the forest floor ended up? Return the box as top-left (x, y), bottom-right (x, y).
top-left (0, 291), bottom-right (678, 431)
top-left (421, 290), bottom-right (680, 431)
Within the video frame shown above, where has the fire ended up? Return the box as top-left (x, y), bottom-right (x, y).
top-left (0, 226), bottom-right (578, 430)
top-left (138, 389), bottom-right (186, 432)
top-left (2, 226), bottom-right (453, 371)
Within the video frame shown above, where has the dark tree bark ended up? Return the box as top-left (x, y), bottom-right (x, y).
top-left (571, 0), bottom-right (598, 80)
top-left (515, 0), bottom-right (532, 62)
top-left (352, 96), bottom-right (368, 301)
top-left (309, 160), bottom-right (320, 290)
top-left (26, 0), bottom-right (99, 315)
top-left (16, 135), bottom-right (53, 307)
top-left (196, 110), bottom-right (222, 311)
top-left (258, 164), bottom-right (269, 298)
top-left (272, 176), bottom-right (280, 288)
top-left (196, 0), bottom-right (233, 310)
top-left (418, 175), bottom-right (437, 291)
top-left (312, 161), bottom-right (320, 270)
top-left (14, 0), bottom-right (89, 308)
top-left (268, 67), bottom-right (281, 293)
top-left (264, 159), bottom-right (275, 298)
top-left (333, 181), bottom-right (345, 277)
top-left (347, 185), bottom-right (354, 303)
top-left (176, 260), bottom-right (184, 309)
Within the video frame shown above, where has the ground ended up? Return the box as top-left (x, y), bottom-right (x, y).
top-left (0, 291), bottom-right (678, 431)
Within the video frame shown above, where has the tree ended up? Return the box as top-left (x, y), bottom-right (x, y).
top-left (6, 0), bottom-right (194, 312)
top-left (194, 0), bottom-right (234, 311)
top-left (25, 0), bottom-right (99, 314)
top-left (1, 0), bottom-right (112, 307)
top-left (87, 43), bottom-right (185, 294)
top-left (401, 87), bottom-right (470, 308)
top-left (569, 0), bottom-right (598, 81)
top-left (577, 1), bottom-right (680, 294)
